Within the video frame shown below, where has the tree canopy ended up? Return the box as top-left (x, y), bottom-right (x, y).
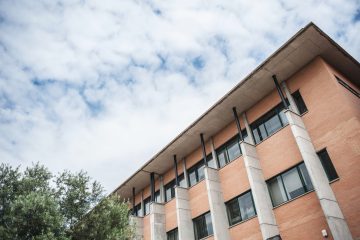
top-left (0, 163), bottom-right (133, 240)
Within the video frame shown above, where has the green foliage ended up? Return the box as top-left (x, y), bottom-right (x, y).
top-left (0, 163), bottom-right (132, 240)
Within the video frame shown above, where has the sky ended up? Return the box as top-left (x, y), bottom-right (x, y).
top-left (0, 0), bottom-right (359, 193)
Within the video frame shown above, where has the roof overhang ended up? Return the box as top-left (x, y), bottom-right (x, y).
top-left (113, 22), bottom-right (360, 199)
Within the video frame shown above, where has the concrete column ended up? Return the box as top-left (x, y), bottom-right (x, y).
top-left (210, 137), bottom-right (219, 169)
top-left (175, 187), bottom-right (195, 240)
top-left (242, 112), bottom-right (255, 145)
top-left (182, 158), bottom-right (189, 188)
top-left (160, 176), bottom-right (165, 203)
top-left (149, 202), bottom-right (166, 240)
top-left (240, 142), bottom-right (280, 240)
top-left (204, 167), bottom-right (231, 240)
top-left (130, 215), bottom-right (144, 240)
top-left (285, 110), bottom-right (353, 240)
top-left (281, 81), bottom-right (299, 114)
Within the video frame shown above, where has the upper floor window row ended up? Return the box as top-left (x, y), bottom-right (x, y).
top-left (216, 130), bottom-right (247, 168)
top-left (188, 154), bottom-right (214, 187)
top-left (165, 174), bottom-right (186, 202)
top-left (251, 91), bottom-right (307, 144)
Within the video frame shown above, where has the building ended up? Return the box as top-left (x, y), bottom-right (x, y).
top-left (112, 23), bottom-right (360, 240)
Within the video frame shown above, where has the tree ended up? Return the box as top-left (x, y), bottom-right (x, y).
top-left (0, 163), bottom-right (133, 240)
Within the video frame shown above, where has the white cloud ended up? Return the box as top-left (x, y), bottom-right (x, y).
top-left (0, 0), bottom-right (359, 192)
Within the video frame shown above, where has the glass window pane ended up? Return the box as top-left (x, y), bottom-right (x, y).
top-left (292, 91), bottom-right (308, 114)
top-left (217, 150), bottom-right (227, 168)
top-left (282, 168), bottom-right (305, 199)
top-left (165, 187), bottom-right (172, 202)
top-left (227, 140), bottom-right (241, 162)
top-left (252, 128), bottom-right (260, 144)
top-left (194, 215), bottom-right (207, 240)
top-left (259, 124), bottom-right (267, 140)
top-left (155, 191), bottom-right (161, 203)
top-left (188, 169), bottom-right (197, 187)
top-left (227, 198), bottom-right (241, 225)
top-left (198, 163), bottom-right (205, 181)
top-left (298, 163), bottom-right (314, 191)
top-left (179, 175), bottom-right (186, 188)
top-left (279, 110), bottom-right (288, 125)
top-left (318, 149), bottom-right (339, 181)
top-left (268, 176), bottom-right (287, 206)
top-left (205, 212), bottom-right (213, 236)
top-left (239, 192), bottom-right (256, 221)
top-left (264, 114), bottom-right (282, 136)
top-left (207, 155), bottom-right (216, 169)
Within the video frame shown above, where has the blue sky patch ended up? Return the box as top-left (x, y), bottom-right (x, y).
top-left (192, 56), bottom-right (205, 70)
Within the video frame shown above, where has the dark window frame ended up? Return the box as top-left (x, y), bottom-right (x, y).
top-left (167, 227), bottom-right (178, 240)
top-left (267, 162), bottom-right (314, 207)
top-left (225, 190), bottom-right (257, 226)
top-left (317, 148), bottom-right (339, 182)
top-left (292, 90), bottom-right (308, 114)
top-left (187, 155), bottom-right (213, 187)
top-left (164, 174), bottom-right (185, 202)
top-left (193, 211), bottom-right (213, 240)
top-left (143, 196), bottom-right (151, 216)
top-left (216, 130), bottom-right (247, 168)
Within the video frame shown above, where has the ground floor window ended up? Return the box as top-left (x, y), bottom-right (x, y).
top-left (167, 228), bottom-right (178, 240)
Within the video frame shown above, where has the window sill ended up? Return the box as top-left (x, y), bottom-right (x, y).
top-left (255, 123), bottom-right (289, 146)
top-left (228, 215), bottom-right (257, 229)
top-left (329, 178), bottom-right (340, 184)
top-left (273, 189), bottom-right (315, 209)
top-left (198, 234), bottom-right (214, 240)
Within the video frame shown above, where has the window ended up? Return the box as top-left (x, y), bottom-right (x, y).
top-left (317, 149), bottom-right (339, 181)
top-left (335, 76), bottom-right (360, 98)
top-left (143, 197), bottom-right (151, 215)
top-left (216, 132), bottom-right (246, 168)
top-left (167, 228), bottom-right (178, 240)
top-left (132, 203), bottom-right (142, 217)
top-left (267, 163), bottom-right (314, 207)
top-left (251, 102), bottom-right (288, 144)
top-left (154, 190), bottom-right (161, 203)
top-left (193, 212), bottom-right (213, 240)
top-left (165, 174), bottom-right (185, 202)
top-left (226, 191), bottom-right (256, 225)
top-left (292, 90), bottom-right (308, 114)
top-left (187, 155), bottom-right (213, 187)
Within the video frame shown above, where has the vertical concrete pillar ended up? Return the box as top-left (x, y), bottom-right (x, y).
top-left (160, 176), bottom-right (165, 203)
top-left (281, 81), bottom-right (299, 114)
top-left (175, 187), bottom-right (195, 240)
top-left (285, 110), bottom-right (353, 240)
top-left (149, 202), bottom-right (166, 240)
top-left (242, 112), bottom-right (255, 145)
top-left (130, 215), bottom-right (144, 240)
top-left (204, 167), bottom-right (231, 240)
top-left (240, 142), bottom-right (280, 240)
top-left (210, 137), bottom-right (220, 169)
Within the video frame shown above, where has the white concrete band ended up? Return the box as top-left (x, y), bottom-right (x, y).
top-left (149, 202), bottom-right (166, 240)
top-left (240, 142), bottom-right (280, 240)
top-left (175, 187), bottom-right (195, 240)
top-left (285, 110), bottom-right (353, 240)
top-left (129, 215), bottom-right (144, 240)
top-left (204, 167), bottom-right (231, 240)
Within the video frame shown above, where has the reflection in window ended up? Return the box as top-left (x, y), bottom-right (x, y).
top-left (193, 212), bottom-right (213, 240)
top-left (226, 191), bottom-right (256, 225)
top-left (267, 163), bottom-right (314, 207)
